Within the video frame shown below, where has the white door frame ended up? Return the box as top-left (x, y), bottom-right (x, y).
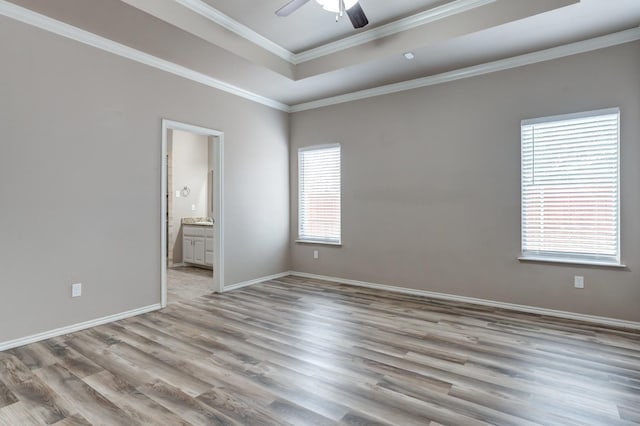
top-left (161, 119), bottom-right (224, 308)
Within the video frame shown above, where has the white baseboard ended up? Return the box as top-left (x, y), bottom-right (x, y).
top-left (289, 271), bottom-right (640, 331)
top-left (223, 271), bottom-right (291, 292)
top-left (4, 272), bottom-right (634, 353)
top-left (0, 304), bottom-right (162, 352)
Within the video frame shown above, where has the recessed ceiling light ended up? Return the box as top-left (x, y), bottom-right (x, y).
top-left (404, 52), bottom-right (415, 60)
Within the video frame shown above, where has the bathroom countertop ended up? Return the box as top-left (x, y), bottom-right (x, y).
top-left (182, 217), bottom-right (214, 226)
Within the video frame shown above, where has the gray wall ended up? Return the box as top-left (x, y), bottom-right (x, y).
top-left (0, 17), bottom-right (290, 343)
top-left (1, 11), bottom-right (638, 347)
top-left (290, 42), bottom-right (640, 322)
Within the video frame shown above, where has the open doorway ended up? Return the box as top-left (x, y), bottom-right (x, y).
top-left (161, 120), bottom-right (224, 307)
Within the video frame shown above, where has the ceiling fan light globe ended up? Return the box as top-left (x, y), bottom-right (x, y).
top-left (316, 0), bottom-right (358, 13)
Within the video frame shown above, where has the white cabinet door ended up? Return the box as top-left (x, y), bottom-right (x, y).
top-left (182, 226), bottom-right (212, 267)
top-left (194, 237), bottom-right (205, 264)
top-left (183, 236), bottom-right (194, 263)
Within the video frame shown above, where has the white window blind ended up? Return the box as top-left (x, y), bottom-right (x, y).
top-left (298, 144), bottom-right (341, 244)
top-left (521, 108), bottom-right (620, 265)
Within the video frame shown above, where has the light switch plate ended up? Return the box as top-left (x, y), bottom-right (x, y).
top-left (72, 283), bottom-right (82, 297)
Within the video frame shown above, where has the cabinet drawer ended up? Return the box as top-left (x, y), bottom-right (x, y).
top-left (206, 237), bottom-right (214, 251)
top-left (183, 225), bottom-right (206, 237)
top-left (205, 228), bottom-right (213, 238)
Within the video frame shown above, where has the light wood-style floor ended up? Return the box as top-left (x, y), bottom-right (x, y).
top-left (1, 275), bottom-right (640, 425)
top-left (167, 266), bottom-right (214, 304)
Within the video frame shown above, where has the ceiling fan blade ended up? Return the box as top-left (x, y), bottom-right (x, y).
top-left (346, 2), bottom-right (368, 28)
top-left (275, 0), bottom-right (312, 17)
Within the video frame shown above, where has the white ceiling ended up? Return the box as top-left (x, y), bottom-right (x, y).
top-left (4, 0), bottom-right (640, 109)
top-left (200, 0), bottom-right (446, 53)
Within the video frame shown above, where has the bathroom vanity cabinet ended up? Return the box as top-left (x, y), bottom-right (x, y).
top-left (182, 225), bottom-right (214, 268)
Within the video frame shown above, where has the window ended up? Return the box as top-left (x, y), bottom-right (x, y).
top-left (298, 144), bottom-right (341, 244)
top-left (521, 108), bottom-right (620, 266)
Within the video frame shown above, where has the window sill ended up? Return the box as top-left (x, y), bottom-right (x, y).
top-left (518, 256), bottom-right (626, 269)
top-left (295, 240), bottom-right (342, 247)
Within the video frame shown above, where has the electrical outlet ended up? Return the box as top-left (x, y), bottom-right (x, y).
top-left (72, 283), bottom-right (82, 298)
top-left (191, 204), bottom-right (197, 211)
top-left (313, 249), bottom-right (319, 259)
top-left (574, 276), bottom-right (584, 289)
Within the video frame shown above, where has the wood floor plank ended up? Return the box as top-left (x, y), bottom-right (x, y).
top-left (135, 313), bottom-right (356, 421)
top-left (88, 339), bottom-right (212, 398)
top-left (113, 321), bottom-right (282, 410)
top-left (50, 413), bottom-right (92, 425)
top-left (82, 370), bottom-right (191, 425)
top-left (96, 322), bottom-right (295, 421)
top-left (339, 411), bottom-right (395, 426)
top-left (0, 401), bottom-right (45, 426)
top-left (7, 343), bottom-right (59, 371)
top-left (0, 354), bottom-right (71, 424)
top-left (620, 405), bottom-right (640, 423)
top-left (376, 374), bottom-right (537, 426)
top-left (1, 272), bottom-right (639, 425)
top-left (38, 340), bottom-right (104, 379)
top-left (266, 398), bottom-right (337, 426)
top-left (196, 388), bottom-right (296, 426)
top-left (64, 333), bottom-right (158, 390)
top-left (137, 379), bottom-right (242, 426)
top-left (34, 364), bottom-right (137, 426)
top-left (0, 379), bottom-right (18, 409)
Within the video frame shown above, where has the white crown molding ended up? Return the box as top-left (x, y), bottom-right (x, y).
top-left (291, 26), bottom-right (640, 112)
top-left (0, 0), bottom-right (290, 112)
top-left (175, 0), bottom-right (296, 63)
top-left (172, 0), bottom-right (495, 65)
top-left (0, 304), bottom-right (161, 351)
top-left (223, 271), bottom-right (291, 292)
top-left (2, 0), bottom-right (639, 115)
top-left (294, 0), bottom-right (496, 63)
top-left (289, 272), bottom-right (640, 330)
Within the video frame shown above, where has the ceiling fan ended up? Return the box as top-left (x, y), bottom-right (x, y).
top-left (276, 0), bottom-right (369, 29)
